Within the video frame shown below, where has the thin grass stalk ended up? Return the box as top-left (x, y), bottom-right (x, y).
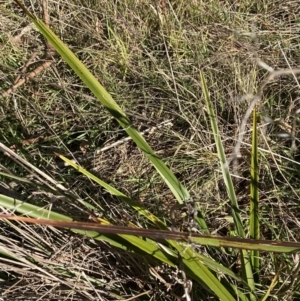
top-left (200, 71), bottom-right (256, 298)
top-left (2, 214), bottom-right (300, 252)
top-left (199, 72), bottom-right (244, 236)
top-left (250, 107), bottom-right (260, 280)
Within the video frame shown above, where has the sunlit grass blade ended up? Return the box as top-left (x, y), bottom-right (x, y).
top-left (90, 219), bottom-right (177, 267)
top-left (250, 108), bottom-right (260, 280)
top-left (172, 243), bottom-right (237, 301)
top-left (57, 153), bottom-right (169, 229)
top-left (0, 193), bottom-right (72, 221)
top-left (0, 151), bottom-right (245, 299)
top-left (13, 0), bottom-right (189, 204)
top-left (0, 193), bottom-right (127, 250)
top-left (0, 190), bottom-right (249, 297)
top-left (0, 193), bottom-right (177, 265)
top-left (200, 71), bottom-right (255, 297)
top-left (260, 271), bottom-right (280, 301)
top-left (200, 71), bottom-right (244, 236)
top-left (57, 154), bottom-right (247, 300)
top-left (96, 217), bottom-right (244, 300)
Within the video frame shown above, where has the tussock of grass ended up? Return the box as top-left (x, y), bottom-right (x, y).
top-left (1, 0), bottom-right (300, 300)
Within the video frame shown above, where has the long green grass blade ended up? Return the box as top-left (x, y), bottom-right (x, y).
top-left (58, 154), bottom-right (247, 300)
top-left (0, 194), bottom-right (127, 250)
top-left (200, 72), bottom-right (244, 236)
top-left (0, 192), bottom-right (244, 299)
top-left (14, 2), bottom-right (189, 204)
top-left (200, 71), bottom-right (255, 297)
top-left (173, 243), bottom-right (236, 301)
top-left (250, 108), bottom-right (260, 280)
top-left (57, 154), bottom-right (168, 229)
top-left (0, 193), bottom-right (177, 265)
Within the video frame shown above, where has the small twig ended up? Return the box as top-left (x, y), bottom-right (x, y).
top-left (13, 46), bottom-right (43, 84)
top-left (42, 0), bottom-right (56, 57)
top-left (1, 1), bottom-right (56, 100)
top-left (1, 61), bottom-right (53, 99)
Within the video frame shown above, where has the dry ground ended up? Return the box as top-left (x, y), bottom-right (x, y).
top-left (1, 0), bottom-right (300, 300)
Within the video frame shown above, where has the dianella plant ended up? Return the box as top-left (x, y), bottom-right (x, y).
top-left (1, 1), bottom-right (299, 301)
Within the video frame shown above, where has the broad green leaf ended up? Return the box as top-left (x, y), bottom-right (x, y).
top-left (0, 193), bottom-right (247, 298)
top-left (0, 194), bottom-right (131, 250)
top-left (0, 193), bottom-right (177, 265)
top-left (57, 154), bottom-right (248, 300)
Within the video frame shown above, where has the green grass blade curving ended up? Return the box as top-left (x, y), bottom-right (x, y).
top-left (0, 193), bottom-right (127, 250)
top-left (200, 71), bottom-right (255, 297)
top-left (58, 154), bottom-right (247, 300)
top-left (172, 243), bottom-right (237, 301)
top-left (13, 0), bottom-right (189, 204)
top-left (0, 192), bottom-right (245, 300)
top-left (0, 193), bottom-right (177, 265)
top-left (57, 154), bottom-right (168, 229)
top-left (250, 108), bottom-right (260, 280)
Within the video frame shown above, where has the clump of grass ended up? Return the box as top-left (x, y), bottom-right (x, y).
top-left (1, 1), bottom-right (300, 300)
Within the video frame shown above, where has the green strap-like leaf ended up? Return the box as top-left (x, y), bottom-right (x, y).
top-left (200, 71), bottom-right (256, 297)
top-left (14, 2), bottom-right (189, 204)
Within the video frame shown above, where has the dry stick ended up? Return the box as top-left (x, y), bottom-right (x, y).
top-left (42, 0), bottom-right (56, 58)
top-left (1, 61), bottom-right (53, 98)
top-left (1, 2), bottom-right (55, 100)
top-left (13, 46), bottom-right (43, 84)
top-left (232, 67), bottom-right (300, 162)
